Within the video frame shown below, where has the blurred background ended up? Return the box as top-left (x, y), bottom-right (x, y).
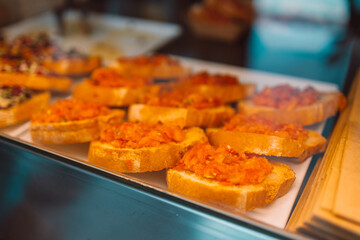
top-left (0, 0), bottom-right (359, 90)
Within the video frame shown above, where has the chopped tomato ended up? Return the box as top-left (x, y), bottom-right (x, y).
top-left (100, 122), bottom-right (185, 148)
top-left (145, 91), bottom-right (223, 109)
top-left (252, 84), bottom-right (320, 110)
top-left (175, 142), bottom-right (273, 185)
top-left (31, 99), bottom-right (110, 123)
top-left (223, 114), bottom-right (308, 140)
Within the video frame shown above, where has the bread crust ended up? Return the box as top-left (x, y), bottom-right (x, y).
top-left (0, 72), bottom-right (72, 91)
top-left (88, 127), bottom-right (208, 172)
top-left (167, 161), bottom-right (296, 212)
top-left (30, 109), bottom-right (125, 144)
top-left (0, 91), bottom-right (50, 127)
top-left (41, 56), bottom-right (102, 76)
top-left (128, 104), bottom-right (235, 128)
top-left (72, 80), bottom-right (160, 107)
top-left (206, 128), bottom-right (327, 162)
top-left (238, 92), bottom-right (346, 125)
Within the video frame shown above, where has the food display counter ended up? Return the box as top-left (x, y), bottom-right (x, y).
top-left (0, 4), bottom-right (359, 239)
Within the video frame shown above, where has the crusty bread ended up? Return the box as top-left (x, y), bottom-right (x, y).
top-left (0, 72), bottom-right (72, 91)
top-left (206, 128), bottom-right (327, 162)
top-left (88, 127), bottom-right (208, 173)
top-left (238, 92), bottom-right (346, 125)
top-left (0, 91), bottom-right (50, 127)
top-left (72, 80), bottom-right (160, 107)
top-left (30, 109), bottom-right (125, 144)
top-left (167, 161), bottom-right (295, 212)
top-left (41, 56), bottom-right (102, 76)
top-left (128, 104), bottom-right (235, 128)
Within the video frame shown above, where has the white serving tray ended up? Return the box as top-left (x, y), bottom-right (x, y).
top-left (0, 56), bottom-right (338, 230)
top-left (2, 11), bottom-right (181, 64)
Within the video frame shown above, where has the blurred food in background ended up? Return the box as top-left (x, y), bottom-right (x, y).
top-left (186, 0), bottom-right (255, 42)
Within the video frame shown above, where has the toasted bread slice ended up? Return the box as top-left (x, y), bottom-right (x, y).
top-left (41, 56), bottom-right (102, 76)
top-left (0, 72), bottom-right (72, 91)
top-left (30, 109), bottom-right (125, 144)
top-left (88, 127), bottom-right (208, 173)
top-left (206, 128), bottom-right (327, 162)
top-left (167, 161), bottom-right (295, 212)
top-left (238, 92), bottom-right (346, 125)
top-left (128, 104), bottom-right (235, 128)
top-left (0, 91), bottom-right (50, 127)
top-left (72, 80), bottom-right (160, 107)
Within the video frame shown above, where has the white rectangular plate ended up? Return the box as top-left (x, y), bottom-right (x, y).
top-left (0, 56), bottom-right (338, 229)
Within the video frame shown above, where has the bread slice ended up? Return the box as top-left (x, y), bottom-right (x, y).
top-left (0, 72), bottom-right (72, 92)
top-left (167, 161), bottom-right (295, 212)
top-left (30, 109), bottom-right (125, 144)
top-left (41, 56), bottom-right (102, 76)
top-left (72, 80), bottom-right (160, 107)
top-left (128, 104), bottom-right (235, 128)
top-left (206, 128), bottom-right (327, 162)
top-left (88, 127), bottom-right (208, 173)
top-left (238, 92), bottom-right (346, 125)
top-left (0, 91), bottom-right (50, 127)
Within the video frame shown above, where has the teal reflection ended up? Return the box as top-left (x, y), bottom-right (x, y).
top-left (248, 0), bottom-right (352, 88)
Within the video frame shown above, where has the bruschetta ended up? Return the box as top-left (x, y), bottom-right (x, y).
top-left (88, 122), bottom-right (208, 172)
top-left (40, 48), bottom-right (102, 76)
top-left (206, 114), bottom-right (327, 162)
top-left (0, 86), bottom-right (50, 127)
top-left (128, 91), bottom-right (235, 128)
top-left (176, 71), bottom-right (255, 102)
top-left (237, 84), bottom-right (346, 125)
top-left (111, 54), bottom-right (189, 80)
top-left (30, 99), bottom-right (125, 144)
top-left (167, 142), bottom-right (296, 212)
top-left (0, 63), bottom-right (72, 92)
top-left (72, 67), bottom-right (159, 106)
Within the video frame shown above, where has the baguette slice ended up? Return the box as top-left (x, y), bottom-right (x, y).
top-left (72, 80), bottom-right (160, 107)
top-left (88, 127), bottom-right (208, 173)
top-left (238, 92), bottom-right (346, 125)
top-left (30, 109), bottom-right (125, 144)
top-left (0, 72), bottom-right (72, 91)
top-left (41, 56), bottom-right (102, 76)
top-left (128, 104), bottom-right (235, 128)
top-left (0, 91), bottom-right (50, 127)
top-left (206, 128), bottom-right (327, 162)
top-left (167, 161), bottom-right (295, 212)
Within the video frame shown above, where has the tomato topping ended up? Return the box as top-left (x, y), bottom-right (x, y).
top-left (31, 99), bottom-right (111, 123)
top-left (90, 67), bottom-right (148, 88)
top-left (252, 84), bottom-right (320, 110)
top-left (145, 91), bottom-right (223, 109)
top-left (186, 71), bottom-right (239, 85)
top-left (100, 122), bottom-right (185, 148)
top-left (175, 142), bottom-right (273, 185)
top-left (223, 114), bottom-right (308, 140)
